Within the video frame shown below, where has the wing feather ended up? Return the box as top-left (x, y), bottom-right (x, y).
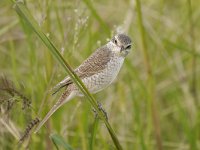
top-left (52, 45), bottom-right (112, 94)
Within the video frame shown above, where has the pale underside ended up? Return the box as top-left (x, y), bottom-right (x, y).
top-left (34, 42), bottom-right (126, 133)
top-left (53, 44), bottom-right (124, 95)
top-left (76, 56), bottom-right (124, 95)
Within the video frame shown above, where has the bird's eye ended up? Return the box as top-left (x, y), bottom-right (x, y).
top-left (114, 39), bottom-right (118, 45)
top-left (126, 45), bottom-right (131, 49)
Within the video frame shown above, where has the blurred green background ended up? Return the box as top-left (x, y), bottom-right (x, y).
top-left (0, 0), bottom-right (200, 149)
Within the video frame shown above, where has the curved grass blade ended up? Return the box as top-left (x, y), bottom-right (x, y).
top-left (13, 1), bottom-right (123, 150)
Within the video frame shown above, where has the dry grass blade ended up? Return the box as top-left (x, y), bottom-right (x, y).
top-left (0, 76), bottom-right (31, 112)
top-left (19, 117), bottom-right (40, 143)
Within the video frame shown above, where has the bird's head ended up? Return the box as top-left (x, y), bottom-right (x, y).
top-left (110, 34), bottom-right (132, 57)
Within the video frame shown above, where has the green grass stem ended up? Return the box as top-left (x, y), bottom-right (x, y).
top-left (13, 1), bottom-right (122, 150)
top-left (136, 0), bottom-right (163, 149)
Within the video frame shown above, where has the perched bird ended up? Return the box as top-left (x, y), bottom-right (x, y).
top-left (35, 34), bottom-right (132, 133)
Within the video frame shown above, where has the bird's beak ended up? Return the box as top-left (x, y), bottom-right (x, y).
top-left (120, 46), bottom-right (125, 52)
top-left (120, 45), bottom-right (131, 57)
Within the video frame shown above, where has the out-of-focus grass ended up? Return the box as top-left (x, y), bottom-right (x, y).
top-left (0, 0), bottom-right (200, 149)
top-left (14, 1), bottom-right (122, 149)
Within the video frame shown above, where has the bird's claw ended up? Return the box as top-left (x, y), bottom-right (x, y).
top-left (92, 108), bottom-right (98, 118)
top-left (97, 101), bottom-right (108, 120)
top-left (92, 101), bottom-right (108, 120)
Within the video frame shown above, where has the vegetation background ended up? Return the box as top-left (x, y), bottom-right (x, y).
top-left (0, 0), bottom-right (199, 149)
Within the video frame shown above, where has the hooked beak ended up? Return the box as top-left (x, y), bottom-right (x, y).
top-left (120, 45), bottom-right (131, 56)
top-left (120, 46), bottom-right (125, 52)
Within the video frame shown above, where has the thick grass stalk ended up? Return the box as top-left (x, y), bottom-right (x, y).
top-left (135, 0), bottom-right (163, 149)
top-left (187, 1), bottom-right (198, 149)
top-left (187, 0), bottom-right (198, 103)
top-left (13, 1), bottom-right (122, 150)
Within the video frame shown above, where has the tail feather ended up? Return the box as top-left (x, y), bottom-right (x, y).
top-left (52, 84), bottom-right (67, 95)
top-left (34, 90), bottom-right (74, 133)
top-left (51, 77), bottom-right (73, 95)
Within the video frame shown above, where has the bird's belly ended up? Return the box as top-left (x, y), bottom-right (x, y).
top-left (80, 57), bottom-right (124, 94)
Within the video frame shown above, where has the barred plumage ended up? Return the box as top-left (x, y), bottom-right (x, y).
top-left (35, 34), bottom-right (132, 133)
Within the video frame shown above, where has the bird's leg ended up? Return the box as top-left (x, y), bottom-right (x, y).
top-left (92, 102), bottom-right (108, 120)
top-left (97, 101), bottom-right (108, 120)
top-left (92, 108), bottom-right (98, 118)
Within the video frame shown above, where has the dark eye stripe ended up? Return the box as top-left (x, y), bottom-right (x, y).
top-left (126, 45), bottom-right (131, 49)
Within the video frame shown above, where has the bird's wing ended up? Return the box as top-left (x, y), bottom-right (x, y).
top-left (52, 45), bottom-right (112, 94)
top-left (75, 45), bottom-right (112, 78)
top-left (52, 76), bottom-right (73, 95)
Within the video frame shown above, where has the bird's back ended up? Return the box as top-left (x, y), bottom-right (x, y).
top-left (77, 55), bottom-right (124, 94)
top-left (52, 44), bottom-right (113, 94)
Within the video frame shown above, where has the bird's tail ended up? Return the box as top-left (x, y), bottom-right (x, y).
top-left (34, 89), bottom-right (74, 133)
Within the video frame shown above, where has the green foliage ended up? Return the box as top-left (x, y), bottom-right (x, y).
top-left (14, 1), bottom-right (122, 149)
top-left (0, 0), bottom-right (200, 149)
top-left (50, 134), bottom-right (74, 150)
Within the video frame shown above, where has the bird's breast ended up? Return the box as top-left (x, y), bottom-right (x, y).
top-left (104, 56), bottom-right (124, 82)
top-left (80, 56), bottom-right (125, 94)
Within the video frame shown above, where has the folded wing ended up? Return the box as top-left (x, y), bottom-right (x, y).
top-left (52, 45), bottom-right (112, 94)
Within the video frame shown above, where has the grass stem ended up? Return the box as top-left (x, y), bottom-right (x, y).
top-left (13, 1), bottom-right (122, 149)
top-left (135, 0), bottom-right (163, 149)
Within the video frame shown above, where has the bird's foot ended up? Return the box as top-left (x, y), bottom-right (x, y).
top-left (92, 108), bottom-right (98, 118)
top-left (92, 101), bottom-right (108, 120)
top-left (92, 102), bottom-right (108, 120)
top-left (98, 101), bottom-right (108, 120)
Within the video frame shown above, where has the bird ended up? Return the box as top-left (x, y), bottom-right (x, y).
top-left (34, 33), bottom-right (132, 133)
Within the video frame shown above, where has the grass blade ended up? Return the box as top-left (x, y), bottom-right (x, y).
top-left (136, 0), bottom-right (163, 149)
top-left (13, 1), bottom-right (122, 149)
top-left (89, 117), bottom-right (99, 150)
top-left (50, 134), bottom-right (74, 150)
top-left (83, 0), bottom-right (110, 35)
